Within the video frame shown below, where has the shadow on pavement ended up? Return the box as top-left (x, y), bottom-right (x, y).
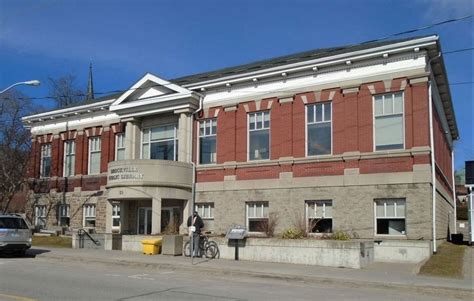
top-left (25, 248), bottom-right (51, 258)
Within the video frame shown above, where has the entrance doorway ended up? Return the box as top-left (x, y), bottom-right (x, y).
top-left (161, 207), bottom-right (181, 233)
top-left (137, 207), bottom-right (152, 235)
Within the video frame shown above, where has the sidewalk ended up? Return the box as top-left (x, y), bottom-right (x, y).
top-left (29, 247), bottom-right (472, 295)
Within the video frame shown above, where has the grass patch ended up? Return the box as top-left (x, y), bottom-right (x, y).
top-left (418, 242), bottom-right (466, 278)
top-left (32, 236), bottom-right (72, 248)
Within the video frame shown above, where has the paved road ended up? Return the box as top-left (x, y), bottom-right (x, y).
top-left (0, 256), bottom-right (468, 301)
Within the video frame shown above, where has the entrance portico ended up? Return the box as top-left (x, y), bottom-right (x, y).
top-left (106, 159), bottom-right (193, 235)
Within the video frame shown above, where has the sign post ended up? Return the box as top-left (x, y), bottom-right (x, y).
top-left (226, 225), bottom-right (246, 261)
top-left (465, 161), bottom-right (473, 245)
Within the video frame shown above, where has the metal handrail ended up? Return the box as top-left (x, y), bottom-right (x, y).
top-left (77, 228), bottom-right (101, 248)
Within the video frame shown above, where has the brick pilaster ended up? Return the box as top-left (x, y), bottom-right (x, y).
top-left (51, 135), bottom-right (60, 177)
top-left (217, 106), bottom-right (237, 163)
top-left (101, 128), bottom-right (110, 173)
top-left (75, 131), bottom-right (85, 175)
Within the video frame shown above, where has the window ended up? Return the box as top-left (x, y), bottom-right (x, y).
top-left (196, 203), bottom-right (214, 231)
top-left (195, 203), bottom-right (214, 219)
top-left (63, 141), bottom-right (75, 177)
top-left (115, 133), bottom-right (125, 161)
top-left (112, 203), bottom-right (120, 229)
top-left (307, 102), bottom-right (332, 156)
top-left (375, 199), bottom-right (406, 235)
top-left (58, 204), bottom-right (70, 226)
top-left (141, 124), bottom-right (178, 161)
top-left (306, 200), bottom-right (332, 233)
top-left (88, 137), bottom-right (101, 175)
top-left (199, 119), bottom-right (217, 164)
top-left (374, 92), bottom-right (404, 151)
top-left (35, 205), bottom-right (46, 227)
top-left (248, 111), bottom-right (270, 160)
top-left (83, 204), bottom-right (96, 227)
top-left (246, 202), bottom-right (269, 232)
top-left (40, 144), bottom-right (52, 178)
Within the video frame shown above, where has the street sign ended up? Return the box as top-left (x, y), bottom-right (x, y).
top-left (466, 161), bottom-right (474, 185)
top-left (226, 225), bottom-right (247, 261)
top-left (226, 225), bottom-right (246, 240)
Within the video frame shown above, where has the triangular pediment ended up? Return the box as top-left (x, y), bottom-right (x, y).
top-left (111, 73), bottom-right (192, 107)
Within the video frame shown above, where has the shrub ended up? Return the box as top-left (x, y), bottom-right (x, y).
top-left (256, 212), bottom-right (279, 237)
top-left (332, 230), bottom-right (351, 241)
top-left (281, 228), bottom-right (305, 239)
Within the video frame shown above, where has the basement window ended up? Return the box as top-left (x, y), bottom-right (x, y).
top-left (375, 199), bottom-right (406, 235)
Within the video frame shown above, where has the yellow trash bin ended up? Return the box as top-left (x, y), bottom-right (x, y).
top-left (141, 238), bottom-right (162, 255)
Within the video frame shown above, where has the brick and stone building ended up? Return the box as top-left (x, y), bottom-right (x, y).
top-left (22, 35), bottom-right (458, 256)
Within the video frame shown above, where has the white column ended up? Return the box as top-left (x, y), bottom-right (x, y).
top-left (124, 121), bottom-right (134, 160)
top-left (178, 112), bottom-right (191, 162)
top-left (120, 200), bottom-right (127, 234)
top-left (124, 120), bottom-right (141, 160)
top-left (105, 200), bottom-right (113, 233)
top-left (151, 197), bottom-right (162, 234)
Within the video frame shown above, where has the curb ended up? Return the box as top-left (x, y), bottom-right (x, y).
top-left (35, 252), bottom-right (472, 300)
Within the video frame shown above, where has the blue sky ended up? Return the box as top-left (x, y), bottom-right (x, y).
top-left (0, 0), bottom-right (472, 169)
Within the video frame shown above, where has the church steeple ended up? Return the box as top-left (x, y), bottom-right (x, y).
top-left (86, 62), bottom-right (95, 101)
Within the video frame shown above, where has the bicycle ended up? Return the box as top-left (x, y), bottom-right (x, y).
top-left (183, 232), bottom-right (220, 259)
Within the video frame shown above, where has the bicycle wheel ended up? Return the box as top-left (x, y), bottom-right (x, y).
top-left (204, 241), bottom-right (220, 259)
top-left (183, 241), bottom-right (191, 257)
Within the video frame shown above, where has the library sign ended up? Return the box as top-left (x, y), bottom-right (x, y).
top-left (108, 167), bottom-right (144, 182)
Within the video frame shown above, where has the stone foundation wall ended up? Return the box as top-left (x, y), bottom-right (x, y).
top-left (27, 189), bottom-right (108, 233)
top-left (197, 183), bottom-right (433, 240)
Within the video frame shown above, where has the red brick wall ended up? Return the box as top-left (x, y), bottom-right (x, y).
top-left (28, 79), bottom-right (445, 187)
top-left (195, 78), bottom-right (436, 183)
top-left (216, 107), bottom-right (236, 163)
top-left (357, 85), bottom-right (374, 153)
top-left (292, 94), bottom-right (306, 158)
top-left (411, 83), bottom-right (430, 147)
top-left (28, 124), bottom-right (123, 192)
top-left (433, 107), bottom-right (453, 193)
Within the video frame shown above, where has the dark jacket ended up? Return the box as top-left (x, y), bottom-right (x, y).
top-left (187, 214), bottom-right (204, 234)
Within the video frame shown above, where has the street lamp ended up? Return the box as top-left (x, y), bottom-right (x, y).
top-left (0, 80), bottom-right (41, 95)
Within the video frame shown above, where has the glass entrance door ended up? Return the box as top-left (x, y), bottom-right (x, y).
top-left (137, 207), bottom-right (152, 235)
top-left (161, 207), bottom-right (181, 233)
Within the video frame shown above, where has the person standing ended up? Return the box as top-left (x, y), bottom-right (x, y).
top-left (187, 211), bottom-right (204, 257)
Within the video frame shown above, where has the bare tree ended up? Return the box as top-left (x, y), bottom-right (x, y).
top-left (0, 90), bottom-right (35, 213)
top-left (48, 75), bottom-right (85, 108)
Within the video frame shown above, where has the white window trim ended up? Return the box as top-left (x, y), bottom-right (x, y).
top-left (195, 203), bottom-right (214, 219)
top-left (246, 202), bottom-right (269, 233)
top-left (63, 140), bottom-right (75, 177)
top-left (136, 207), bottom-right (152, 235)
top-left (197, 119), bottom-right (217, 165)
top-left (58, 204), bottom-right (70, 226)
top-left (372, 92), bottom-right (405, 152)
top-left (111, 203), bottom-right (121, 230)
top-left (305, 200), bottom-right (333, 233)
top-left (305, 102), bottom-right (333, 157)
top-left (115, 133), bottom-right (125, 161)
top-left (83, 204), bottom-right (96, 228)
top-left (87, 137), bottom-right (101, 175)
top-left (247, 111), bottom-right (271, 162)
top-left (40, 144), bottom-right (52, 178)
top-left (140, 123), bottom-right (178, 160)
top-left (35, 205), bottom-right (47, 226)
top-left (373, 199), bottom-right (407, 237)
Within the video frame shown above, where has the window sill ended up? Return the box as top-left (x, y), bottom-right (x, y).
top-left (374, 234), bottom-right (407, 239)
top-left (247, 159), bottom-right (271, 166)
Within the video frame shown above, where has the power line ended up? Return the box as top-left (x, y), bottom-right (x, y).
top-left (443, 47), bottom-right (474, 55)
top-left (364, 14), bottom-right (473, 43)
top-left (1, 15), bottom-right (472, 103)
top-left (449, 82), bottom-right (474, 86)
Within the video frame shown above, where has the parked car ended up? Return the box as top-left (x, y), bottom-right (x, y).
top-left (0, 214), bottom-right (32, 256)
